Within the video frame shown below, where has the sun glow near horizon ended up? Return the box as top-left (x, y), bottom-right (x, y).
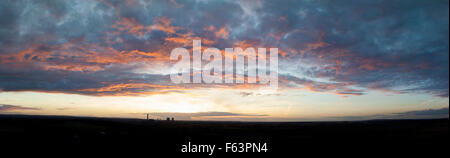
top-left (0, 88), bottom-right (448, 121)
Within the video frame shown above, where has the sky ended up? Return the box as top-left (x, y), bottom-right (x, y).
top-left (0, 0), bottom-right (448, 121)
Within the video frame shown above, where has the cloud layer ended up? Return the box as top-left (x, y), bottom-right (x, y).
top-left (147, 111), bottom-right (268, 120)
top-left (0, 0), bottom-right (448, 97)
top-left (0, 104), bottom-right (41, 111)
top-left (327, 108), bottom-right (449, 121)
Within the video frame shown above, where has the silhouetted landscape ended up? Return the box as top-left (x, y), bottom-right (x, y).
top-left (0, 114), bottom-right (447, 157)
top-left (1, 0), bottom-right (448, 157)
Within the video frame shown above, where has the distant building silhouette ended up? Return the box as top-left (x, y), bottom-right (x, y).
top-left (171, 117), bottom-right (174, 121)
top-left (166, 117), bottom-right (170, 121)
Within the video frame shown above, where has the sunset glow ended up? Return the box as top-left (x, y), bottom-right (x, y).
top-left (0, 0), bottom-right (448, 121)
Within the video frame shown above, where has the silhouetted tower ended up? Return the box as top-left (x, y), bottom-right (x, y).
top-left (146, 114), bottom-right (149, 120)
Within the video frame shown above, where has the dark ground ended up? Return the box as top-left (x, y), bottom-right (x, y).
top-left (0, 114), bottom-right (448, 157)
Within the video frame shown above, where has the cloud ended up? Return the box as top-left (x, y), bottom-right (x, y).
top-left (0, 0), bottom-right (448, 98)
top-left (145, 108), bottom-right (448, 121)
top-left (239, 92), bottom-right (253, 97)
top-left (0, 104), bottom-right (41, 111)
top-left (279, 74), bottom-right (366, 97)
top-left (147, 111), bottom-right (268, 120)
top-left (56, 107), bottom-right (73, 111)
top-left (327, 108), bottom-right (449, 121)
top-left (393, 108), bottom-right (449, 119)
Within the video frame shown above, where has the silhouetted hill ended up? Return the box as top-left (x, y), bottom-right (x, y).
top-left (0, 114), bottom-right (448, 157)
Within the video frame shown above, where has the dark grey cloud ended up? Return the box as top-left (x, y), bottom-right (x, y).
top-left (393, 108), bottom-right (449, 118)
top-left (0, 104), bottom-right (41, 111)
top-left (273, 0), bottom-right (449, 97)
top-left (0, 0), bottom-right (448, 97)
top-left (327, 108), bottom-right (449, 121)
top-left (0, 64), bottom-right (173, 95)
